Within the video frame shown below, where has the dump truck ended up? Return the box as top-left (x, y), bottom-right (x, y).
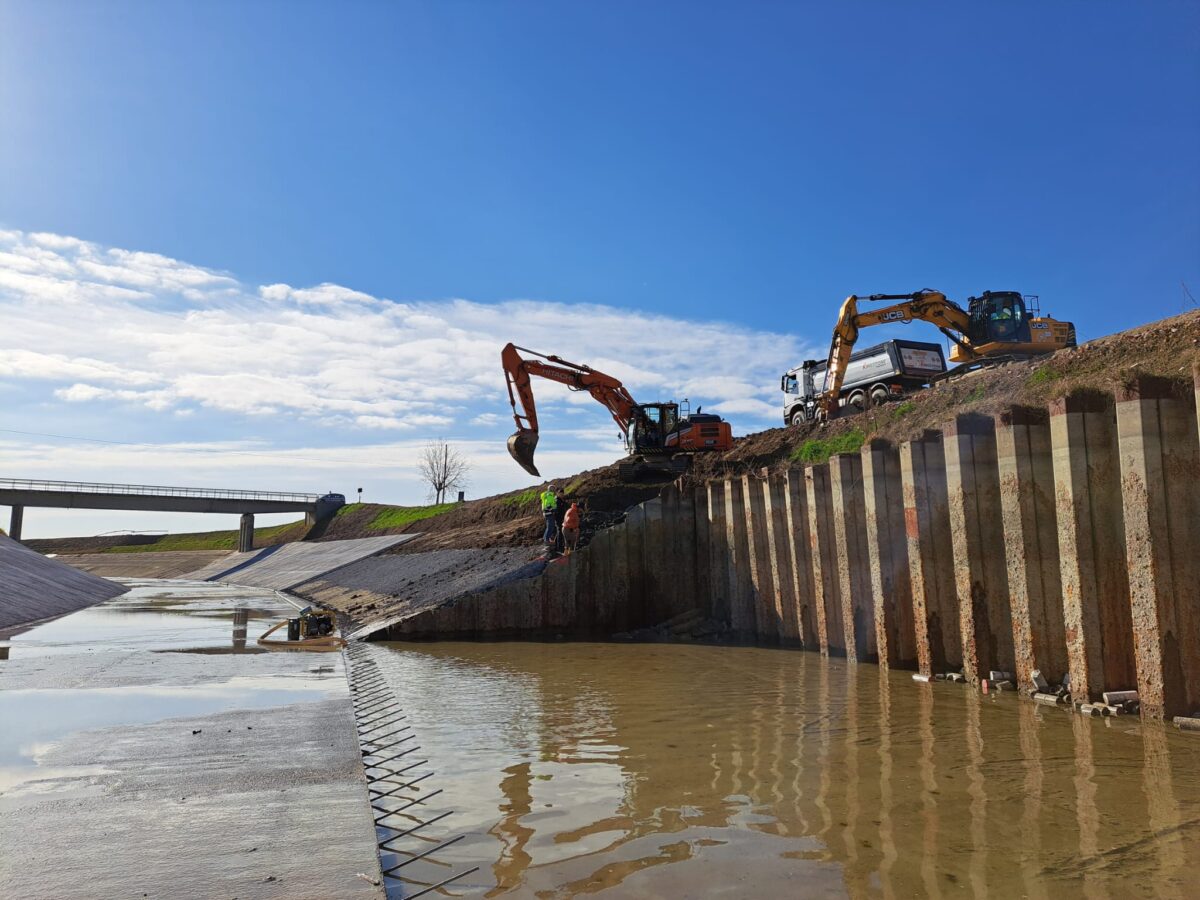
top-left (781, 338), bottom-right (946, 425)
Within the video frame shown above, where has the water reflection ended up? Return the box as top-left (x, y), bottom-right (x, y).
top-left (378, 642), bottom-right (1200, 898)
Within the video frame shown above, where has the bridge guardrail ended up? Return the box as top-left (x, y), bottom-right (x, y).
top-left (0, 478), bottom-right (323, 504)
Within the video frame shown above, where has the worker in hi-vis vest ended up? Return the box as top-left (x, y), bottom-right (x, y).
top-left (540, 486), bottom-right (559, 546)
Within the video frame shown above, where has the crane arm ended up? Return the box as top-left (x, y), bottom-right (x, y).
top-left (820, 290), bottom-right (975, 418)
top-left (501, 343), bottom-right (639, 477)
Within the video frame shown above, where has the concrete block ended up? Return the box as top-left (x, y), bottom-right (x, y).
top-left (1050, 391), bottom-right (1137, 703)
top-left (1031, 669), bottom-right (1050, 691)
top-left (995, 406), bottom-right (1068, 691)
top-left (764, 474), bottom-right (799, 644)
top-left (674, 485), bottom-right (699, 620)
top-left (1173, 716), bottom-right (1200, 732)
top-left (860, 439), bottom-right (916, 670)
top-left (784, 468), bottom-right (819, 648)
top-left (989, 670), bottom-right (1015, 683)
top-left (705, 481), bottom-right (729, 626)
top-left (829, 453), bottom-right (875, 662)
top-left (1116, 376), bottom-right (1200, 719)
top-left (743, 474), bottom-right (779, 642)
top-left (724, 478), bottom-right (756, 640)
top-left (944, 414), bottom-right (1013, 682)
top-left (912, 673), bottom-right (935, 683)
top-left (639, 498), bottom-right (667, 623)
top-left (691, 484), bottom-right (713, 619)
top-left (804, 464), bottom-right (844, 655)
top-left (899, 433), bottom-right (961, 676)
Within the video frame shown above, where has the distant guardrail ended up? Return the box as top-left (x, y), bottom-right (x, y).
top-left (0, 477), bottom-right (323, 504)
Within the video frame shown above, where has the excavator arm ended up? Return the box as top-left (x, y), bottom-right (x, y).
top-left (820, 290), bottom-right (975, 418)
top-left (502, 343), bottom-right (639, 477)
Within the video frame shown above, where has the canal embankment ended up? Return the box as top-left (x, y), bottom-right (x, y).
top-left (0, 580), bottom-right (384, 899)
top-left (0, 534), bottom-right (128, 631)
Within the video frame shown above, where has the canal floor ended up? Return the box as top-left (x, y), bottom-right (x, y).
top-left (0, 580), bottom-right (383, 899)
top-left (366, 641), bottom-right (1200, 898)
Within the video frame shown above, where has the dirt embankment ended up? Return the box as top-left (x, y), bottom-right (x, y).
top-left (690, 309), bottom-right (1200, 480)
top-left (32, 310), bottom-right (1200, 562)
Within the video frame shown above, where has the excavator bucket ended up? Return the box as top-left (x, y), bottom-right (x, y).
top-left (507, 430), bottom-right (541, 477)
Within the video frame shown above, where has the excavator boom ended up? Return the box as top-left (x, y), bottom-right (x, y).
top-left (501, 343), bottom-right (638, 477)
top-left (819, 289), bottom-right (1074, 418)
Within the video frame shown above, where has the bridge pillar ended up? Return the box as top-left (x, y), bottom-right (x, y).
top-left (8, 505), bottom-right (23, 542)
top-left (238, 514), bottom-right (254, 553)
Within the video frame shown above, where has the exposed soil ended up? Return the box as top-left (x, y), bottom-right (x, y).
top-left (33, 310), bottom-right (1200, 561)
top-left (688, 309), bottom-right (1200, 480)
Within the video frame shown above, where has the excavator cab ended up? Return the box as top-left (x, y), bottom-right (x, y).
top-left (629, 403), bottom-right (678, 453)
top-left (967, 291), bottom-right (1033, 345)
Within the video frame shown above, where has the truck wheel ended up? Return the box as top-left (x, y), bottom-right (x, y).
top-left (789, 411), bottom-right (806, 427)
top-left (870, 387), bottom-right (889, 406)
top-left (848, 391), bottom-right (867, 411)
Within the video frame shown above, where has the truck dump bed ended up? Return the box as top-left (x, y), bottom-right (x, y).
top-left (782, 339), bottom-right (946, 423)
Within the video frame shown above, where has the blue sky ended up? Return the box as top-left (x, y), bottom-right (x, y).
top-left (1, 1), bottom-right (1198, 537)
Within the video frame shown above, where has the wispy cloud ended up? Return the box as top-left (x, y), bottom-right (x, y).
top-left (0, 228), bottom-right (815, 531)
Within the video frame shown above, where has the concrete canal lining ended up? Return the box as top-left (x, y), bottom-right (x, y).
top-left (184, 533), bottom-right (415, 590)
top-left (0, 581), bottom-right (383, 898)
top-left (0, 534), bottom-right (128, 631)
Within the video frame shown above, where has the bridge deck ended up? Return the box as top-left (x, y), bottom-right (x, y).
top-left (1, 478), bottom-right (339, 515)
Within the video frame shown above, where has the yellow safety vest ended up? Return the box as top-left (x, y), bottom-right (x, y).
top-left (540, 491), bottom-right (558, 512)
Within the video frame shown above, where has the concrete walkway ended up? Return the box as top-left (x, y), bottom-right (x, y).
top-left (0, 580), bottom-right (383, 899)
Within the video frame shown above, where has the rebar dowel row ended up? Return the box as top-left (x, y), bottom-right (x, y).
top-left (343, 642), bottom-right (478, 897)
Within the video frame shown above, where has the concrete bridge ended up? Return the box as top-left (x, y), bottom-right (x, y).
top-left (1, 478), bottom-right (345, 551)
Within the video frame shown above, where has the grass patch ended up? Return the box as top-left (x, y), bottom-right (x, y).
top-left (564, 478), bottom-right (585, 496)
top-left (967, 384), bottom-right (987, 403)
top-left (789, 427), bottom-right (866, 464)
top-left (368, 503), bottom-right (457, 530)
top-left (891, 400), bottom-right (916, 419)
top-left (501, 488), bottom-right (540, 508)
top-left (1028, 367), bottom-right (1060, 387)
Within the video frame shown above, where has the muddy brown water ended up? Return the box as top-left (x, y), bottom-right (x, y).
top-left (374, 641), bottom-right (1200, 898)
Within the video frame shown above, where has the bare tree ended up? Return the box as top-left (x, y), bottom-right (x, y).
top-left (417, 439), bottom-right (471, 505)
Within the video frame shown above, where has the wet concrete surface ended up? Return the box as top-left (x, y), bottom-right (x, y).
top-left (0, 579), bottom-right (383, 899)
top-left (366, 641), bottom-right (1200, 898)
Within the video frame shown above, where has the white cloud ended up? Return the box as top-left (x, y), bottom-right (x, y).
top-left (0, 229), bottom-right (813, 435)
top-left (0, 228), bottom-right (819, 534)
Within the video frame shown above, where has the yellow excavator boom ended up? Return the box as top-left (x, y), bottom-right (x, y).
top-left (820, 289), bottom-right (1074, 418)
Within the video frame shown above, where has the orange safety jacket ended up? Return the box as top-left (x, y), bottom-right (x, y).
top-left (563, 505), bottom-right (580, 529)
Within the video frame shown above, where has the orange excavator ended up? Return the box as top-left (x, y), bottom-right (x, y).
top-left (502, 343), bottom-right (734, 479)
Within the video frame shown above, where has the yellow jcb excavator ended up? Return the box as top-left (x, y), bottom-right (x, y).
top-left (818, 289), bottom-right (1075, 418)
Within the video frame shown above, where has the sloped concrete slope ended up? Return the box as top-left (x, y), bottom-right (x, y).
top-left (0, 535), bottom-right (128, 630)
top-left (186, 534), bottom-right (415, 591)
top-left (289, 547), bottom-right (545, 640)
top-left (57, 550), bottom-right (231, 579)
